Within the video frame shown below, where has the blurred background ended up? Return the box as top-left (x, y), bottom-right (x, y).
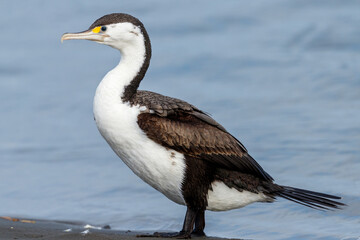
top-left (0, 1), bottom-right (359, 239)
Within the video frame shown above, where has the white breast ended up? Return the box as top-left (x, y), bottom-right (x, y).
top-left (94, 79), bottom-right (268, 210)
top-left (206, 181), bottom-right (269, 211)
top-left (93, 78), bottom-right (186, 205)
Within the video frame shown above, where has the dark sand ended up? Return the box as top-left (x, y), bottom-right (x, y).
top-left (0, 217), bottom-right (238, 240)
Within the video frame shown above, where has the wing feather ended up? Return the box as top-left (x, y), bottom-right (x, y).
top-left (132, 90), bottom-right (272, 181)
top-left (137, 110), bottom-right (273, 181)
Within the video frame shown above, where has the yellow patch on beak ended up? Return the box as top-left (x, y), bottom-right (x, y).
top-left (92, 26), bottom-right (101, 33)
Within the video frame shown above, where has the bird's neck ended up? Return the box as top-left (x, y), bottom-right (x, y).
top-left (99, 34), bottom-right (151, 103)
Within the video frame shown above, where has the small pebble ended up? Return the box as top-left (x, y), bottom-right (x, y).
top-left (103, 225), bottom-right (111, 229)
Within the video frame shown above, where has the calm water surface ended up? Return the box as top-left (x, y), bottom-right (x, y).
top-left (0, 1), bottom-right (359, 239)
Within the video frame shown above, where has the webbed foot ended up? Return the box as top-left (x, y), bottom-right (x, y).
top-left (191, 229), bottom-right (206, 237)
top-left (137, 231), bottom-right (191, 239)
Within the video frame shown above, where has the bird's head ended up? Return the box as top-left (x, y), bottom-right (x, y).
top-left (61, 13), bottom-right (150, 52)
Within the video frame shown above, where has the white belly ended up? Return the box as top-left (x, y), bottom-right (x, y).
top-left (94, 92), bottom-right (186, 205)
top-left (94, 94), bottom-right (268, 210)
top-left (207, 181), bottom-right (269, 211)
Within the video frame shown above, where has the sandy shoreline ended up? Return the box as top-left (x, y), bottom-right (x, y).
top-left (0, 217), bottom-right (237, 240)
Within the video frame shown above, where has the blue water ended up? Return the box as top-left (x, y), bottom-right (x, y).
top-left (0, 1), bottom-right (359, 239)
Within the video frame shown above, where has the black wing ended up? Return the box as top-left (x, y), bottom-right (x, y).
top-left (132, 90), bottom-right (273, 181)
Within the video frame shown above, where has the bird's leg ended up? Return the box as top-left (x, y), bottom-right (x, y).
top-left (137, 207), bottom-right (197, 239)
top-left (177, 206), bottom-right (197, 238)
top-left (191, 210), bottom-right (206, 237)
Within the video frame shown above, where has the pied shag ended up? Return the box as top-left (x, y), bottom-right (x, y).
top-left (61, 13), bottom-right (344, 238)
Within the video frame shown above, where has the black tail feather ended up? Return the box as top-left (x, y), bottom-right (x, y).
top-left (277, 186), bottom-right (345, 210)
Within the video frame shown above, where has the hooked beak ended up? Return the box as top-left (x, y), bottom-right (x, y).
top-left (61, 30), bottom-right (109, 43)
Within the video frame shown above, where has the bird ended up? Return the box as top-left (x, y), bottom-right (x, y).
top-left (61, 13), bottom-right (344, 238)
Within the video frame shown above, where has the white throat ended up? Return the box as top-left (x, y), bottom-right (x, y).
top-left (95, 33), bottom-right (146, 103)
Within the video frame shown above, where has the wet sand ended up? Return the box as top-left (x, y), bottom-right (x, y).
top-left (0, 217), bottom-right (237, 240)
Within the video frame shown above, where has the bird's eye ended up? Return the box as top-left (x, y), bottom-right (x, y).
top-left (101, 26), bottom-right (107, 32)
